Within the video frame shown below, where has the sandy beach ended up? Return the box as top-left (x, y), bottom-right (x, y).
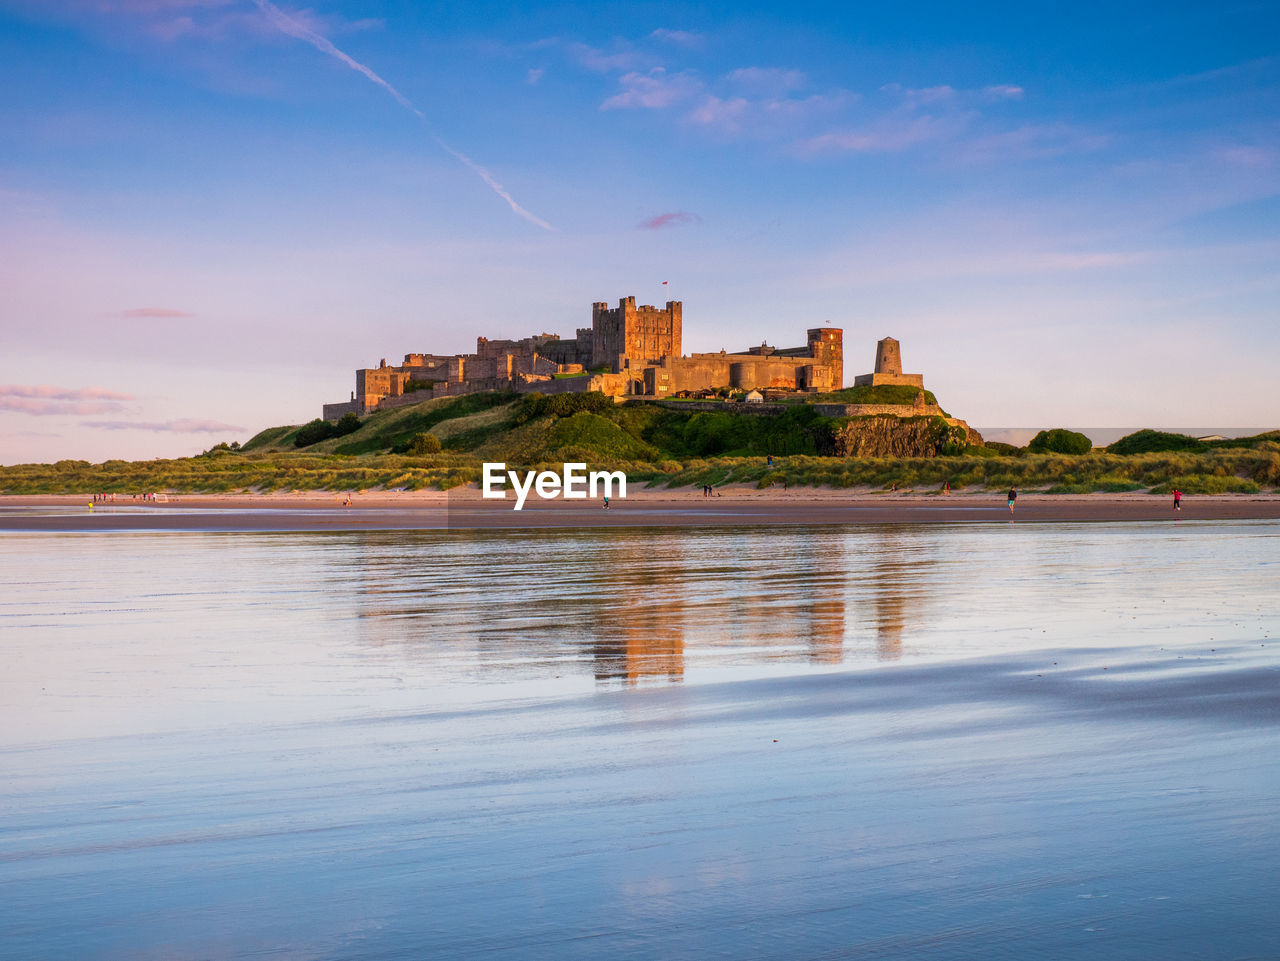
top-left (3, 487), bottom-right (1278, 531)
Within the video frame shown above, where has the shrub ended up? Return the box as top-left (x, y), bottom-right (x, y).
top-left (984, 441), bottom-right (1024, 457)
top-left (1108, 430), bottom-right (1203, 455)
top-left (514, 391), bottom-right (612, 423)
top-left (294, 419), bottom-right (333, 448)
top-left (294, 412), bottom-right (362, 448)
top-left (407, 433), bottom-right (442, 455)
top-left (1028, 428), bottom-right (1092, 455)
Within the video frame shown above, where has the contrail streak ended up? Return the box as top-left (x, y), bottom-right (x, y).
top-left (250, 0), bottom-right (554, 231)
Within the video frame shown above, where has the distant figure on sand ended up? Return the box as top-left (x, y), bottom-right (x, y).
top-left (1008, 487), bottom-right (1017, 514)
top-left (1173, 488), bottom-right (1182, 511)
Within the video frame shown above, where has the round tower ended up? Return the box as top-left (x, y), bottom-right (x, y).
top-left (874, 337), bottom-right (902, 376)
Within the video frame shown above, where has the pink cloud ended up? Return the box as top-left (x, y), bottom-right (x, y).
top-left (113, 307), bottom-right (196, 318)
top-left (687, 95), bottom-right (749, 129)
top-left (567, 42), bottom-right (649, 74)
top-left (638, 211), bottom-right (701, 230)
top-left (0, 385), bottom-right (136, 417)
top-left (83, 418), bottom-right (246, 433)
top-left (1, 385), bottom-right (135, 401)
top-left (0, 399), bottom-right (130, 416)
top-left (602, 68), bottom-right (701, 109)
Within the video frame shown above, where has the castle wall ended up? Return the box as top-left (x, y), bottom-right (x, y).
top-left (851, 372), bottom-right (925, 388)
top-left (324, 301), bottom-right (843, 415)
top-left (642, 399), bottom-right (789, 414)
top-left (814, 402), bottom-right (946, 418)
top-left (322, 400), bottom-right (360, 420)
top-left (729, 358), bottom-right (802, 390)
top-left (643, 355), bottom-right (732, 395)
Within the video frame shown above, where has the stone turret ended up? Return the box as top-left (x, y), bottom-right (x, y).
top-left (853, 336), bottom-right (924, 388)
top-left (874, 337), bottom-right (902, 376)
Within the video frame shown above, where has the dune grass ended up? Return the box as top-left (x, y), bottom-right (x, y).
top-left (5, 446), bottom-right (1277, 495)
top-left (10, 391), bottom-right (1278, 495)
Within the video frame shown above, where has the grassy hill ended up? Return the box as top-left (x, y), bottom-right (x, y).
top-left (6, 392), bottom-right (1278, 494)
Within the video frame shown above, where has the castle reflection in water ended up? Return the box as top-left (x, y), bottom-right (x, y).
top-left (337, 526), bottom-right (935, 686)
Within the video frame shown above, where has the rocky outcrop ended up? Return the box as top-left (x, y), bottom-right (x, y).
top-left (833, 415), bottom-right (984, 458)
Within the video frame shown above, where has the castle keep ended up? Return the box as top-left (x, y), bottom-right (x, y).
top-left (322, 295), bottom-right (846, 418)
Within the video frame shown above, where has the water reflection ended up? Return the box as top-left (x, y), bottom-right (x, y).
top-left (5, 522), bottom-right (1280, 961)
top-left (335, 525), bottom-right (944, 685)
top-left (860, 528), bottom-right (936, 662)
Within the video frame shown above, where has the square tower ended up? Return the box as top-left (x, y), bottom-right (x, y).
top-left (806, 327), bottom-right (843, 390)
top-left (591, 296), bottom-right (682, 371)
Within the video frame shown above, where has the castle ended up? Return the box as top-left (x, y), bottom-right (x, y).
top-left (322, 295), bottom-right (854, 419)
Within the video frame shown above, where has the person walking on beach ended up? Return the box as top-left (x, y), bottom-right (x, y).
top-left (1007, 486), bottom-right (1017, 514)
top-left (1173, 488), bottom-right (1182, 511)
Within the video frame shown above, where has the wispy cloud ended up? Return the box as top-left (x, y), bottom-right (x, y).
top-left (59, 0), bottom-right (378, 45)
top-left (83, 418), bottom-right (246, 432)
top-left (984, 84), bottom-right (1025, 100)
top-left (638, 211), bottom-right (701, 230)
top-left (649, 28), bottom-right (703, 48)
top-left (1, 399), bottom-right (131, 416)
top-left (1213, 145), bottom-right (1273, 168)
top-left (111, 306), bottom-right (196, 318)
top-left (0, 429), bottom-right (52, 439)
top-left (0, 385), bottom-right (135, 417)
top-left (526, 67), bottom-right (544, 85)
top-left (726, 67), bottom-right (807, 96)
top-left (1, 385), bottom-right (135, 401)
top-left (564, 41), bottom-right (650, 73)
top-left (688, 92), bottom-right (848, 137)
top-left (597, 59), bottom-right (1029, 151)
top-left (954, 123), bottom-right (1110, 163)
top-left (881, 83), bottom-right (956, 107)
top-left (801, 114), bottom-right (965, 154)
top-left (601, 68), bottom-right (701, 110)
top-left (245, 0), bottom-right (553, 231)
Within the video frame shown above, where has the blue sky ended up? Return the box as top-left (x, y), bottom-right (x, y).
top-left (1, 0), bottom-right (1277, 462)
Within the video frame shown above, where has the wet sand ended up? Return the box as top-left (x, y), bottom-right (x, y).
top-left (5, 521), bottom-right (1279, 959)
top-left (2, 489), bottom-right (1279, 531)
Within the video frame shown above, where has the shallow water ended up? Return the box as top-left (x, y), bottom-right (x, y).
top-left (2, 521), bottom-right (1278, 959)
